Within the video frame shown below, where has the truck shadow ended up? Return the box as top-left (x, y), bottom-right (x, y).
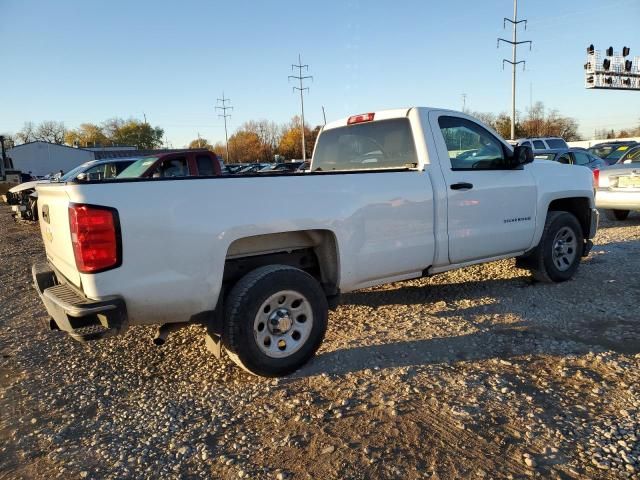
top-left (294, 273), bottom-right (640, 378)
top-left (297, 320), bottom-right (640, 378)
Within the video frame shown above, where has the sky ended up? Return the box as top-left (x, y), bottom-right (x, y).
top-left (1, 0), bottom-right (639, 147)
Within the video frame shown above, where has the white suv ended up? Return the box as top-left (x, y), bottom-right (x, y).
top-left (516, 137), bottom-right (568, 151)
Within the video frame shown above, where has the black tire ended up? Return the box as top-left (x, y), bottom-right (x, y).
top-left (528, 211), bottom-right (584, 283)
top-left (606, 209), bottom-right (630, 221)
top-left (223, 264), bottom-right (328, 377)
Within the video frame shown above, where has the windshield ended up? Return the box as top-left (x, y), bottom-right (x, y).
top-left (59, 162), bottom-right (94, 182)
top-left (117, 157), bottom-right (158, 178)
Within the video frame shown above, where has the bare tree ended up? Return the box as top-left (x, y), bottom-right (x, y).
top-left (35, 121), bottom-right (66, 144)
top-left (15, 121), bottom-right (36, 144)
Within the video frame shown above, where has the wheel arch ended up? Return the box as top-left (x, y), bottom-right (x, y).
top-left (223, 229), bottom-right (340, 296)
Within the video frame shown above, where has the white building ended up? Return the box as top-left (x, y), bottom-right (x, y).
top-left (7, 142), bottom-right (96, 177)
top-left (6, 142), bottom-right (138, 177)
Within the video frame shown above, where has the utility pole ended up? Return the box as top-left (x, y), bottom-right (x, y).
top-left (322, 106), bottom-right (327, 126)
top-left (289, 54), bottom-right (313, 162)
top-left (216, 93), bottom-right (233, 162)
top-left (461, 93), bottom-right (467, 112)
top-left (498, 0), bottom-right (532, 140)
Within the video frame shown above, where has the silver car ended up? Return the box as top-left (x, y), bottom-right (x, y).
top-left (595, 152), bottom-right (640, 220)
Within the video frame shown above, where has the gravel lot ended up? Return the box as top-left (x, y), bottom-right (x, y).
top-left (1, 204), bottom-right (640, 480)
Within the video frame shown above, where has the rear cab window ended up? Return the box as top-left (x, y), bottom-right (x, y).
top-left (312, 118), bottom-right (418, 172)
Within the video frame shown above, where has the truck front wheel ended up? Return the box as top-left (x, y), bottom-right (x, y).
top-left (527, 211), bottom-right (584, 283)
top-left (223, 265), bottom-right (328, 377)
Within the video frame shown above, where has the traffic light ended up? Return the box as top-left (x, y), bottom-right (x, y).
top-left (625, 60), bottom-right (633, 72)
top-left (605, 77), bottom-right (613, 85)
top-left (623, 78), bottom-right (631, 86)
top-left (587, 44), bottom-right (595, 54)
top-left (606, 46), bottom-right (614, 56)
top-left (603, 58), bottom-right (611, 71)
top-left (622, 46), bottom-right (630, 57)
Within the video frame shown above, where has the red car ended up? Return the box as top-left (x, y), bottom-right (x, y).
top-left (118, 150), bottom-right (223, 179)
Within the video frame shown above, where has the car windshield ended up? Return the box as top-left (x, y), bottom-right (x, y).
top-left (117, 157), bottom-right (158, 178)
top-left (59, 163), bottom-right (94, 182)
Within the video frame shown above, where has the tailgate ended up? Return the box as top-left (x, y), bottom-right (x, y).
top-left (36, 184), bottom-right (82, 287)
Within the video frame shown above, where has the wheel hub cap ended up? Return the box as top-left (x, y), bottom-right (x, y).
top-left (268, 308), bottom-right (293, 334)
top-left (254, 290), bottom-right (314, 359)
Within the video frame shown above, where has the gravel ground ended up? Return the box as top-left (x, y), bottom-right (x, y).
top-left (1, 204), bottom-right (640, 480)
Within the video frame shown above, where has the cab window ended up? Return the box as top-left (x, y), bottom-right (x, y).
top-left (438, 116), bottom-right (507, 170)
top-left (312, 118), bottom-right (418, 171)
top-left (196, 155), bottom-right (215, 176)
top-left (533, 140), bottom-right (545, 149)
top-left (158, 157), bottom-right (188, 177)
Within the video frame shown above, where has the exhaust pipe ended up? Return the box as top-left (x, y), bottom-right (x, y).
top-left (152, 323), bottom-right (183, 346)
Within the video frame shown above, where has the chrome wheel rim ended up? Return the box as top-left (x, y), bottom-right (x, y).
top-left (552, 226), bottom-right (578, 272)
top-left (253, 290), bottom-right (313, 358)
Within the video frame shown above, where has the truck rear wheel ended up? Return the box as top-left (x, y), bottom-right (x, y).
top-left (223, 265), bottom-right (328, 377)
top-left (606, 209), bottom-right (630, 221)
top-left (527, 211), bottom-right (584, 283)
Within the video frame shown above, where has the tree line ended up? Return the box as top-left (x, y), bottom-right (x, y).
top-left (4, 103), bottom-right (639, 164)
top-left (9, 118), bottom-right (165, 150)
top-left (469, 102), bottom-right (582, 141)
top-left (189, 116), bottom-right (320, 163)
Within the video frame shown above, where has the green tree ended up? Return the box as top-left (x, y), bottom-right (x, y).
top-left (65, 123), bottom-right (109, 147)
top-left (188, 138), bottom-right (214, 150)
top-left (103, 118), bottom-right (164, 149)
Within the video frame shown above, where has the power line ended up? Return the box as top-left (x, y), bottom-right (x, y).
top-left (288, 54), bottom-right (312, 162)
top-left (215, 93), bottom-right (233, 162)
top-left (498, 0), bottom-right (532, 140)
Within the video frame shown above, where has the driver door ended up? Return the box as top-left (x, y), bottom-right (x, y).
top-left (429, 112), bottom-right (537, 264)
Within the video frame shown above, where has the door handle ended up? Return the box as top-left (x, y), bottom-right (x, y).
top-left (450, 182), bottom-right (473, 191)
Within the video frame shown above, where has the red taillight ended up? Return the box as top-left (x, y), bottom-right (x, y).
top-left (593, 168), bottom-right (600, 188)
top-left (69, 204), bottom-right (120, 273)
top-left (347, 112), bottom-right (375, 125)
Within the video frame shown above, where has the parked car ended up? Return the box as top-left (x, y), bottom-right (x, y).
top-left (8, 158), bottom-right (135, 221)
top-left (32, 107), bottom-right (597, 377)
top-left (234, 163), bottom-right (272, 174)
top-left (258, 161), bottom-right (304, 173)
top-left (117, 150), bottom-right (222, 178)
top-left (516, 137), bottom-right (568, 151)
top-left (534, 148), bottom-right (607, 171)
top-left (588, 141), bottom-right (638, 165)
top-left (595, 151), bottom-right (640, 220)
top-left (223, 163), bottom-right (250, 174)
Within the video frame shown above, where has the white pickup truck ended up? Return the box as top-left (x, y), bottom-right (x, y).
top-left (33, 108), bottom-right (598, 376)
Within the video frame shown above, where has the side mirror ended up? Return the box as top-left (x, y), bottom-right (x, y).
top-left (511, 145), bottom-right (534, 167)
top-left (624, 159), bottom-right (632, 164)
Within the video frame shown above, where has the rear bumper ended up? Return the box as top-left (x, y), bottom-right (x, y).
top-left (32, 262), bottom-right (128, 342)
top-left (596, 190), bottom-right (640, 211)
